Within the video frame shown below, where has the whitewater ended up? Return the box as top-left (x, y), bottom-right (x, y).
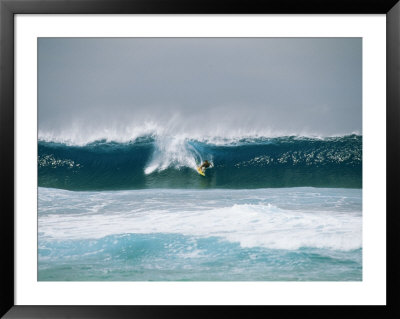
top-left (38, 187), bottom-right (362, 281)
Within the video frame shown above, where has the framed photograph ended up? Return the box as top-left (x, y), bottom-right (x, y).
top-left (1, 0), bottom-right (399, 318)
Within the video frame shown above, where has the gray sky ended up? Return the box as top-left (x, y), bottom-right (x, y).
top-left (38, 38), bottom-right (362, 142)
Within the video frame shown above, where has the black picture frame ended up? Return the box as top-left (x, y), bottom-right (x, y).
top-left (1, 0), bottom-right (399, 318)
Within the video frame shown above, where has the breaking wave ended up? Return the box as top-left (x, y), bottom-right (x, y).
top-left (38, 134), bottom-right (362, 190)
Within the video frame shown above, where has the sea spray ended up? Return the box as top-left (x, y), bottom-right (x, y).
top-left (144, 135), bottom-right (200, 174)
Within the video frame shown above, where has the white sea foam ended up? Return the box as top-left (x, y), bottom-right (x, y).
top-left (38, 187), bottom-right (362, 251)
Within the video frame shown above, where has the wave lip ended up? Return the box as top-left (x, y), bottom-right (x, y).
top-left (38, 121), bottom-right (361, 146)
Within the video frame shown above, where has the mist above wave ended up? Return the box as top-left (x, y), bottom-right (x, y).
top-left (38, 117), bottom-right (360, 147)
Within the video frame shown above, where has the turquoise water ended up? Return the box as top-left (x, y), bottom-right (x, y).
top-left (38, 187), bottom-right (362, 281)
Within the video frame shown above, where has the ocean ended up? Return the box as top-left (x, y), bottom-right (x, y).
top-left (38, 135), bottom-right (362, 281)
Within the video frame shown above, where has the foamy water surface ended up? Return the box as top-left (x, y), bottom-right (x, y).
top-left (38, 187), bottom-right (362, 281)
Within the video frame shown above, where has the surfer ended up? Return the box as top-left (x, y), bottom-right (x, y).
top-left (199, 160), bottom-right (211, 171)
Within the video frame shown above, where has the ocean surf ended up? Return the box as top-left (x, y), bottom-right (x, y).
top-left (38, 187), bottom-right (362, 281)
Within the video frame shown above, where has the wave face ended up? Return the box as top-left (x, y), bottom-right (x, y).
top-left (38, 135), bottom-right (362, 190)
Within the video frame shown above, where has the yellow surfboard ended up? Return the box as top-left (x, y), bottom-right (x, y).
top-left (197, 166), bottom-right (205, 176)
